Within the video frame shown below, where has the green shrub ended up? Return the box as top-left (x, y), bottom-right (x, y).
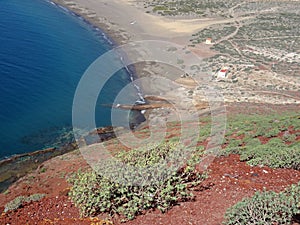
top-left (224, 183), bottom-right (300, 225)
top-left (68, 142), bottom-right (206, 221)
top-left (265, 128), bottom-right (280, 138)
top-left (220, 146), bottom-right (244, 156)
top-left (240, 138), bottom-right (300, 169)
top-left (220, 139), bottom-right (244, 156)
top-left (244, 137), bottom-right (262, 147)
top-left (152, 5), bottom-right (168, 12)
top-left (4, 193), bottom-right (45, 213)
top-left (253, 126), bottom-right (267, 137)
top-left (283, 133), bottom-right (296, 142)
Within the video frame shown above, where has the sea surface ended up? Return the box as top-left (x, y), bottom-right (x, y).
top-left (0, 0), bottom-right (138, 158)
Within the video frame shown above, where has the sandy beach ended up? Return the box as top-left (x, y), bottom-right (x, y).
top-left (52, 0), bottom-right (239, 45)
top-left (51, 0), bottom-right (300, 107)
top-left (1, 1), bottom-right (299, 223)
top-left (51, 0), bottom-right (219, 126)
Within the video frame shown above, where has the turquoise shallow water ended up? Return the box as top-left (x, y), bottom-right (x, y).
top-left (0, 0), bottom-right (138, 158)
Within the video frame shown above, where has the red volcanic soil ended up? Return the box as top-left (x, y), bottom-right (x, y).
top-left (0, 103), bottom-right (299, 225)
top-left (1, 152), bottom-right (300, 225)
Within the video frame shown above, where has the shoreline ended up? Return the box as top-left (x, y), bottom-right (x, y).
top-left (49, 0), bottom-right (147, 100)
top-left (50, 0), bottom-right (131, 46)
top-left (0, 0), bottom-right (140, 164)
top-left (0, 143), bottom-right (76, 192)
top-left (0, 2), bottom-right (118, 161)
top-left (0, 0), bottom-right (139, 192)
top-left (1, 1), bottom-right (300, 222)
top-left (48, 0), bottom-right (205, 45)
top-left (3, 0), bottom-right (299, 192)
top-left (2, 0), bottom-right (172, 191)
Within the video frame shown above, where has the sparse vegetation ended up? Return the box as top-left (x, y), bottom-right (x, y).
top-left (185, 1), bottom-right (300, 105)
top-left (4, 193), bottom-right (45, 213)
top-left (1, 0), bottom-right (300, 224)
top-left (240, 139), bottom-right (300, 170)
top-left (68, 111), bottom-right (299, 221)
top-left (224, 182), bottom-right (300, 225)
top-left (68, 142), bottom-right (206, 221)
top-left (143, 0), bottom-right (240, 18)
top-left (191, 25), bottom-right (236, 44)
top-left (221, 112), bottom-right (300, 169)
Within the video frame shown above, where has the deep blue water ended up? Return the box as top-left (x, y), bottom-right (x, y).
top-left (0, 0), bottom-right (137, 158)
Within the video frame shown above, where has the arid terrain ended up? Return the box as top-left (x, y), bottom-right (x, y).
top-left (1, 103), bottom-right (299, 224)
top-left (0, 0), bottom-right (299, 224)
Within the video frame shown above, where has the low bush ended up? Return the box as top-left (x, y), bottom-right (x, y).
top-left (68, 142), bottom-right (206, 221)
top-left (240, 138), bottom-right (300, 169)
top-left (4, 193), bottom-right (45, 213)
top-left (265, 127), bottom-right (280, 138)
top-left (224, 182), bottom-right (300, 225)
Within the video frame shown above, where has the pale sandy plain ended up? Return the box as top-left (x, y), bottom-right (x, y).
top-left (52, 0), bottom-right (220, 114)
top-left (52, 0), bottom-right (300, 108)
top-left (53, 0), bottom-right (246, 45)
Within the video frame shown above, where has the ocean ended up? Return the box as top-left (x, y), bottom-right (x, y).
top-left (0, 0), bottom-right (138, 158)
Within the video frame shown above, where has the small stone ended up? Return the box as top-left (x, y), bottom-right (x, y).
top-left (251, 173), bottom-right (259, 177)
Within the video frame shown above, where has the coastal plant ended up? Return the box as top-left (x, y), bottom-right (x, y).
top-left (223, 139), bottom-right (300, 170)
top-left (4, 193), bottom-right (45, 213)
top-left (3, 189), bottom-right (10, 195)
top-left (227, 139), bottom-right (243, 149)
top-left (240, 138), bottom-right (300, 169)
top-left (265, 127), bottom-right (280, 138)
top-left (224, 182), bottom-right (300, 225)
top-left (39, 167), bottom-right (47, 173)
top-left (283, 133), bottom-right (296, 142)
top-left (243, 135), bottom-right (260, 146)
top-left (219, 112), bottom-right (300, 169)
top-left (68, 142), bottom-right (206, 221)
